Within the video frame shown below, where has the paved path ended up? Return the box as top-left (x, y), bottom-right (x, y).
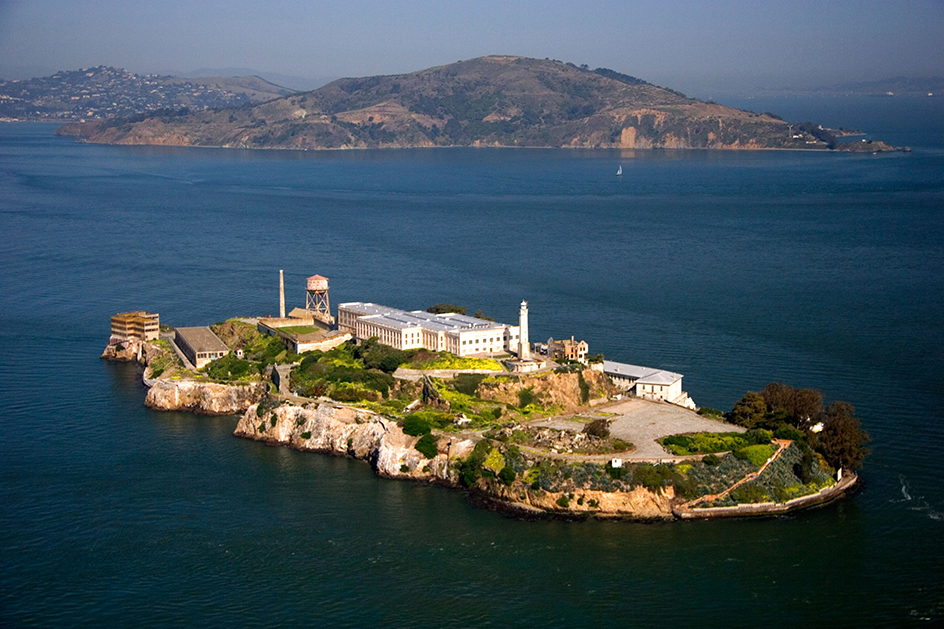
top-left (527, 398), bottom-right (744, 461)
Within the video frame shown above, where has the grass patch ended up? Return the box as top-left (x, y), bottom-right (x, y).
top-left (276, 325), bottom-right (322, 336)
top-left (407, 352), bottom-right (504, 371)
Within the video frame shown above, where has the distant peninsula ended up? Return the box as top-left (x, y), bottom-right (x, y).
top-left (0, 66), bottom-right (294, 122)
top-left (56, 56), bottom-right (902, 152)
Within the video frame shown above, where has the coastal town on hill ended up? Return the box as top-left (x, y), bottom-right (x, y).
top-left (103, 271), bottom-right (866, 520)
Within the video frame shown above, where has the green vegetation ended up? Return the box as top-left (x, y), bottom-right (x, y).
top-left (735, 444), bottom-right (776, 466)
top-left (414, 433), bottom-right (439, 459)
top-left (203, 353), bottom-right (255, 382)
top-left (426, 304), bottom-right (467, 315)
top-left (276, 325), bottom-right (321, 336)
top-left (726, 382), bottom-right (870, 470)
top-left (290, 342), bottom-right (395, 402)
top-left (659, 430), bottom-right (772, 456)
top-left (401, 410), bottom-right (453, 436)
top-left (407, 352), bottom-right (504, 371)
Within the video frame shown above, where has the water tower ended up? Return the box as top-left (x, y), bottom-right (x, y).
top-left (306, 274), bottom-right (331, 323)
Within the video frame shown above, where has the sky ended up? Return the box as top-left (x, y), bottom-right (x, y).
top-left (1, 0), bottom-right (942, 94)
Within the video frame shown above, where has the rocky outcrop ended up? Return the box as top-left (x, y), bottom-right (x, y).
top-left (482, 483), bottom-right (676, 520)
top-left (101, 340), bottom-right (145, 362)
top-left (236, 398), bottom-right (675, 519)
top-left (145, 380), bottom-right (265, 415)
top-left (476, 368), bottom-right (614, 412)
top-left (234, 401), bottom-right (475, 480)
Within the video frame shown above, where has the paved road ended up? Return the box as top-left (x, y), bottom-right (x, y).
top-left (528, 398), bottom-right (744, 461)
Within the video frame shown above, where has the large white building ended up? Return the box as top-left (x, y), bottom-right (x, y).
top-left (338, 302), bottom-right (521, 357)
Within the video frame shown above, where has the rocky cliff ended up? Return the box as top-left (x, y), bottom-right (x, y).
top-left (477, 368), bottom-right (614, 412)
top-left (234, 400), bottom-right (475, 480)
top-left (145, 379), bottom-right (266, 415)
top-left (237, 398), bottom-right (676, 519)
top-left (102, 340), bottom-right (266, 415)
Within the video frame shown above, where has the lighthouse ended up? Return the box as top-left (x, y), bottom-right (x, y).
top-left (519, 300), bottom-right (531, 360)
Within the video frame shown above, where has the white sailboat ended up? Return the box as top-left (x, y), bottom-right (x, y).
top-left (616, 165), bottom-right (622, 176)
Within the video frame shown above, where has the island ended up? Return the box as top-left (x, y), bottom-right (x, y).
top-left (58, 56), bottom-right (904, 152)
top-left (101, 274), bottom-right (868, 520)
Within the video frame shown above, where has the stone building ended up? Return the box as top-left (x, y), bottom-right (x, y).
top-left (547, 336), bottom-right (589, 363)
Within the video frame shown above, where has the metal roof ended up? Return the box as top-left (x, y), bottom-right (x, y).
top-left (341, 302), bottom-right (511, 334)
top-left (602, 360), bottom-right (682, 385)
top-left (175, 327), bottom-right (230, 353)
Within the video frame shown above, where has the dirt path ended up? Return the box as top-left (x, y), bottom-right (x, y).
top-left (680, 439), bottom-right (792, 508)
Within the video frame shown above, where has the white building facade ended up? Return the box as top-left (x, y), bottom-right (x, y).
top-left (602, 360), bottom-right (696, 409)
top-left (338, 302), bottom-right (520, 357)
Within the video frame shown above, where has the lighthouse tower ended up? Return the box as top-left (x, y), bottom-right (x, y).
top-left (518, 300), bottom-right (531, 360)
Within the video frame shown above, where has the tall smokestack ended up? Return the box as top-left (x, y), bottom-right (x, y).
top-left (279, 270), bottom-right (286, 318)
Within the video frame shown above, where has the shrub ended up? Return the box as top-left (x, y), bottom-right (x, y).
top-left (702, 453), bottom-right (720, 466)
top-left (414, 433), bottom-right (439, 459)
top-left (518, 387), bottom-right (535, 408)
top-left (556, 495), bottom-right (570, 508)
top-left (452, 373), bottom-right (486, 396)
top-left (745, 428), bottom-right (773, 445)
top-left (301, 431), bottom-right (311, 439)
top-left (498, 465), bottom-right (516, 486)
top-left (737, 444), bottom-right (776, 466)
top-left (577, 371), bottom-right (590, 404)
top-left (583, 418), bottom-right (611, 438)
top-left (403, 414), bottom-right (432, 436)
top-left (775, 426), bottom-right (805, 442)
top-left (400, 464), bottom-right (410, 473)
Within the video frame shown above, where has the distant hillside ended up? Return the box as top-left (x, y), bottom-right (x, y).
top-left (56, 56), bottom-right (898, 151)
top-left (0, 66), bottom-right (294, 121)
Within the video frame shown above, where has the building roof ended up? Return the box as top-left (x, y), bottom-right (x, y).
top-left (341, 302), bottom-right (512, 335)
top-left (602, 360), bottom-right (682, 385)
top-left (175, 327), bottom-right (230, 353)
top-left (308, 274), bottom-right (328, 281)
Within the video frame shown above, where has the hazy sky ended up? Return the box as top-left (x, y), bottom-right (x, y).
top-left (1, 0), bottom-right (942, 93)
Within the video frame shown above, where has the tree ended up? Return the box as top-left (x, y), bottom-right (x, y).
top-left (793, 388), bottom-right (824, 426)
top-left (728, 391), bottom-right (767, 428)
top-left (761, 382), bottom-right (795, 413)
top-left (427, 303), bottom-right (467, 315)
top-left (473, 310), bottom-right (494, 321)
top-left (814, 401), bottom-right (870, 470)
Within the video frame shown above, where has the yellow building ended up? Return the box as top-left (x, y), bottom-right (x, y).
top-left (110, 311), bottom-right (159, 343)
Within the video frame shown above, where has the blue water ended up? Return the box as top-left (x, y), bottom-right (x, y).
top-left (1, 96), bottom-right (943, 626)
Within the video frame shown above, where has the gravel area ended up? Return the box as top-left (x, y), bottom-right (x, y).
top-left (527, 398), bottom-right (744, 461)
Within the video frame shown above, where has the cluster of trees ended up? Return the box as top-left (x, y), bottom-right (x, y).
top-left (426, 304), bottom-right (493, 321)
top-left (727, 382), bottom-right (870, 470)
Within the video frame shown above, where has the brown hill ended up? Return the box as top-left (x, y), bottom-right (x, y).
top-left (56, 56), bottom-right (895, 151)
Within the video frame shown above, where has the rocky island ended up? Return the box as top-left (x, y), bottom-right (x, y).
top-left (102, 297), bottom-right (868, 521)
top-left (60, 56), bottom-right (903, 152)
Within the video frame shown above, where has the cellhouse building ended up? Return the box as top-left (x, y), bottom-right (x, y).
top-left (337, 302), bottom-right (521, 357)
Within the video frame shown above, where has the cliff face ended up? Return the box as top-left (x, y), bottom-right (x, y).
top-left (102, 340), bottom-right (265, 415)
top-left (234, 401), bottom-right (475, 480)
top-left (484, 483), bottom-right (676, 519)
top-left (237, 398), bottom-right (676, 518)
top-left (145, 380), bottom-right (265, 415)
top-left (477, 368), bottom-right (614, 411)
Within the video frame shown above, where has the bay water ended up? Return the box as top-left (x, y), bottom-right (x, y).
top-left (1, 96), bottom-right (942, 626)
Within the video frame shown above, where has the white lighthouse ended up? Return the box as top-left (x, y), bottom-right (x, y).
top-left (519, 300), bottom-right (531, 360)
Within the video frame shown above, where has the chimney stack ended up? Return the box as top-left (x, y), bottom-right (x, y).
top-left (279, 270), bottom-right (286, 318)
